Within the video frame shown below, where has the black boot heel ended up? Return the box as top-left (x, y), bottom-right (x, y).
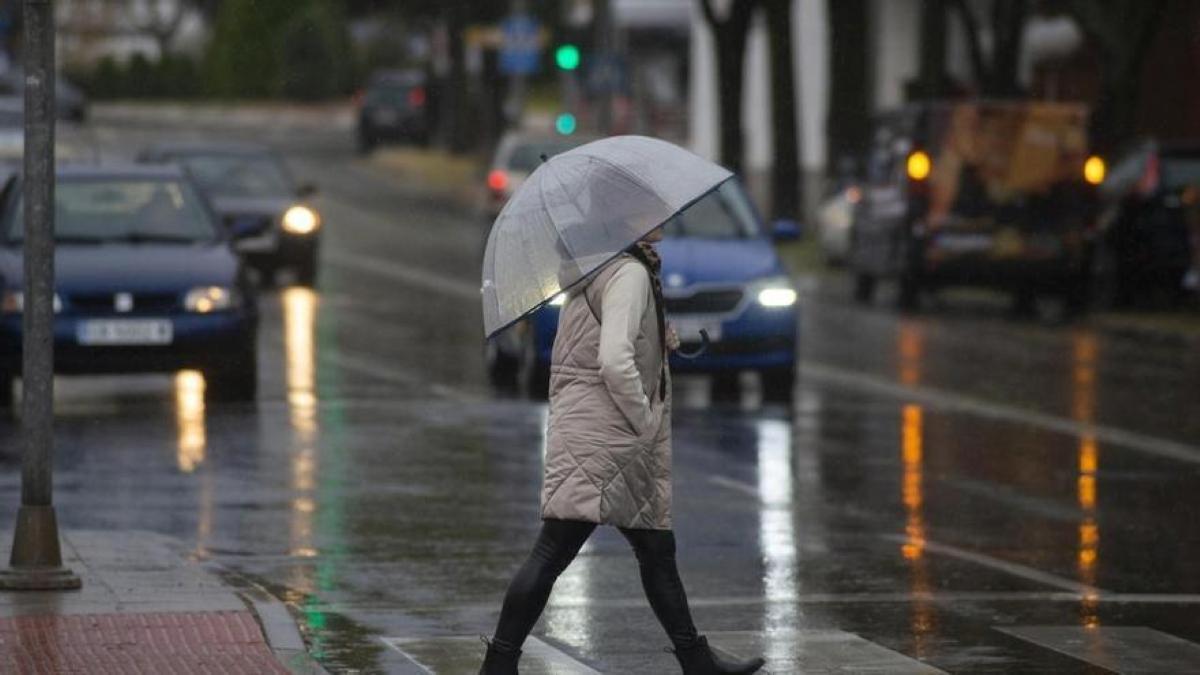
top-left (672, 635), bottom-right (765, 674)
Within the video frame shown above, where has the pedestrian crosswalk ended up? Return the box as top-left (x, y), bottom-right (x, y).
top-left (384, 625), bottom-right (1200, 673)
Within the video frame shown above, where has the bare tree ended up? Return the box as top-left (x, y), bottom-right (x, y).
top-left (948, 0), bottom-right (1029, 97)
top-left (697, 0), bottom-right (761, 175)
top-left (1061, 0), bottom-right (1167, 152)
top-left (826, 0), bottom-right (872, 173)
top-left (762, 0), bottom-right (799, 221)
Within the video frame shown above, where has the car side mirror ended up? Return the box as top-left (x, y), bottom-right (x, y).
top-left (771, 219), bottom-right (802, 242)
top-left (297, 182), bottom-right (318, 198)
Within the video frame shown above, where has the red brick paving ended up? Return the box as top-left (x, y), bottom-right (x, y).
top-left (0, 611), bottom-right (291, 674)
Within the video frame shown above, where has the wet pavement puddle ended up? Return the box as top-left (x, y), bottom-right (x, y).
top-left (383, 635), bottom-right (601, 674)
top-left (706, 630), bottom-right (946, 674)
top-left (996, 626), bottom-right (1200, 674)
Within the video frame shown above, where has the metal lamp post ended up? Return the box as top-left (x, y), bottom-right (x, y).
top-left (0, 0), bottom-right (80, 591)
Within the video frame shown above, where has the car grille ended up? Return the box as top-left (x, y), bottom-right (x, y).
top-left (223, 214), bottom-right (274, 236)
top-left (665, 289), bottom-right (744, 315)
top-left (67, 292), bottom-right (179, 314)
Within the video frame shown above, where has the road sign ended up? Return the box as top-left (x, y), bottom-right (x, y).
top-left (500, 14), bottom-right (541, 76)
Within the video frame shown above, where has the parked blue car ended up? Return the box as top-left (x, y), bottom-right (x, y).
top-left (486, 179), bottom-right (800, 400)
top-left (0, 165), bottom-right (258, 407)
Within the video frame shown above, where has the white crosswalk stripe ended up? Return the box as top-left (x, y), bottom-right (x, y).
top-left (997, 626), bottom-right (1200, 674)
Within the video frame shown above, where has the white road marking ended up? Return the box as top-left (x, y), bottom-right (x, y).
top-left (997, 626), bottom-right (1200, 673)
top-left (708, 629), bottom-right (947, 674)
top-left (383, 635), bottom-right (600, 674)
top-left (325, 248), bottom-right (480, 301)
top-left (800, 361), bottom-right (1200, 465)
top-left (877, 534), bottom-right (1104, 595)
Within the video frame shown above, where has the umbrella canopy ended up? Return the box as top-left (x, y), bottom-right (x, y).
top-left (481, 135), bottom-right (732, 338)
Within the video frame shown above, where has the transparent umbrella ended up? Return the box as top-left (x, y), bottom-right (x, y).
top-left (481, 135), bottom-right (732, 338)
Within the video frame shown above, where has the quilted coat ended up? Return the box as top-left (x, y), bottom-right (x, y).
top-left (540, 255), bottom-right (672, 530)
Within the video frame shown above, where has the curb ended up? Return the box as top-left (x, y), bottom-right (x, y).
top-left (208, 566), bottom-right (331, 675)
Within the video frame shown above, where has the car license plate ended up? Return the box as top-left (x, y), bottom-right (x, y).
top-left (77, 319), bottom-right (173, 346)
top-left (372, 108), bottom-right (400, 125)
top-left (672, 318), bottom-right (722, 343)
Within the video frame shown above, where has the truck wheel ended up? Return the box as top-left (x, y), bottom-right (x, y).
top-left (897, 275), bottom-right (921, 312)
top-left (0, 371), bottom-right (12, 409)
top-left (853, 273), bottom-right (877, 304)
top-left (760, 366), bottom-right (796, 402)
top-left (520, 330), bottom-right (549, 400)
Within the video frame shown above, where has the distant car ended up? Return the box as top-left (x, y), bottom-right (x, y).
top-left (850, 102), bottom-right (1101, 313)
top-left (0, 71), bottom-right (87, 123)
top-left (137, 142), bottom-right (322, 285)
top-left (0, 165), bottom-right (258, 406)
top-left (487, 179), bottom-right (801, 401)
top-left (816, 183), bottom-right (861, 264)
top-left (483, 132), bottom-right (596, 221)
top-left (1098, 140), bottom-right (1200, 307)
top-left (355, 69), bottom-right (430, 153)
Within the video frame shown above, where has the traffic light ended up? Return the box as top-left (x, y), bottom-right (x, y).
top-left (555, 113), bottom-right (577, 136)
top-left (555, 44), bottom-right (581, 71)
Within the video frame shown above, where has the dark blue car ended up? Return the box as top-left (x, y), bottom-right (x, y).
top-left (0, 165), bottom-right (258, 406)
top-left (487, 179), bottom-right (800, 400)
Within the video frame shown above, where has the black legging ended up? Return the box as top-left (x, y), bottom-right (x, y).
top-left (490, 519), bottom-right (700, 652)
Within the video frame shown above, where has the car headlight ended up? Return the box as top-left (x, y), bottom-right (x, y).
top-left (282, 205), bottom-right (320, 235)
top-left (549, 293), bottom-right (567, 306)
top-left (754, 277), bottom-right (798, 308)
top-left (184, 286), bottom-right (239, 313)
top-left (2, 291), bottom-right (62, 314)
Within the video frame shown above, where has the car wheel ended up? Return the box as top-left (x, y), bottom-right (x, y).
top-left (760, 366), bottom-right (796, 402)
top-left (0, 370), bottom-right (12, 409)
top-left (519, 328), bottom-right (549, 400)
top-left (205, 349), bottom-right (258, 403)
top-left (295, 255), bottom-right (319, 287)
top-left (710, 371), bottom-right (741, 402)
top-left (485, 340), bottom-right (519, 389)
top-left (853, 273), bottom-right (876, 304)
top-left (897, 275), bottom-right (921, 312)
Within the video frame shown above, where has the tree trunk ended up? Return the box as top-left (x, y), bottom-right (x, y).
top-left (912, 0), bottom-right (948, 98)
top-left (826, 0), bottom-right (871, 173)
top-left (440, 5), bottom-right (470, 153)
top-left (699, 0), bottom-right (760, 175)
top-left (764, 0), bottom-right (799, 221)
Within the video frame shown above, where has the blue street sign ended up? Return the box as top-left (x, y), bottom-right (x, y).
top-left (500, 14), bottom-right (541, 76)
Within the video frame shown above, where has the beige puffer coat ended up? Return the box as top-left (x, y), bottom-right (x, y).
top-left (540, 254), bottom-right (672, 530)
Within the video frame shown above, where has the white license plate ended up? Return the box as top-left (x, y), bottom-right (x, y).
top-left (672, 317), bottom-right (722, 343)
top-left (77, 319), bottom-right (173, 346)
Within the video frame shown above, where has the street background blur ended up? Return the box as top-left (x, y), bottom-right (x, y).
top-left (0, 1), bottom-right (1197, 673)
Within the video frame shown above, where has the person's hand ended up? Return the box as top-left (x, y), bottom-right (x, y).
top-left (666, 324), bottom-right (681, 351)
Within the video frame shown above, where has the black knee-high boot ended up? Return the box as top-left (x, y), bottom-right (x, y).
top-left (672, 635), bottom-right (765, 675)
top-left (479, 639), bottom-right (521, 675)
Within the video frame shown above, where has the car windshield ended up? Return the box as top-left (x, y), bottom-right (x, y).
top-left (177, 154), bottom-right (291, 197)
top-left (507, 141), bottom-right (579, 172)
top-left (1162, 157), bottom-right (1200, 189)
top-left (662, 180), bottom-right (760, 239)
top-left (6, 178), bottom-right (216, 244)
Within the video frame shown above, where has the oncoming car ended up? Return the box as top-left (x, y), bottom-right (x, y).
top-left (0, 165), bottom-right (258, 406)
top-left (138, 142), bottom-right (322, 286)
top-left (487, 179), bottom-right (800, 401)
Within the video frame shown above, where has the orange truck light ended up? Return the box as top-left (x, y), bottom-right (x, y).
top-left (907, 150), bottom-right (932, 181)
top-left (1083, 155), bottom-right (1106, 185)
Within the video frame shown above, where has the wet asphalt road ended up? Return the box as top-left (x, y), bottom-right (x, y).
top-left (1, 116), bottom-right (1200, 674)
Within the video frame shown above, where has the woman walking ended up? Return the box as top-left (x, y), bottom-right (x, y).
top-left (479, 229), bottom-right (765, 675)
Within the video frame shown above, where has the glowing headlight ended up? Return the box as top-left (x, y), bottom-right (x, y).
top-left (549, 293), bottom-right (567, 306)
top-left (1, 291), bottom-right (62, 313)
top-left (282, 205), bottom-right (320, 235)
top-left (184, 286), bottom-right (238, 313)
top-left (755, 277), bottom-right (797, 308)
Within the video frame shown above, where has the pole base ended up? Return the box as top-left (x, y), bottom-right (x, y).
top-left (0, 505), bottom-right (81, 591)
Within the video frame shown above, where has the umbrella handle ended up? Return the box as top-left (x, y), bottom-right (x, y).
top-left (674, 329), bottom-right (710, 359)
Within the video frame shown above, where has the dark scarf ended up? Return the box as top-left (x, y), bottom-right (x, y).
top-left (628, 241), bottom-right (667, 402)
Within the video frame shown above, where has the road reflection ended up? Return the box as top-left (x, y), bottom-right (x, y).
top-left (285, 287), bottom-right (320, 562)
top-left (174, 370), bottom-right (206, 473)
top-left (1072, 331), bottom-right (1101, 626)
top-left (756, 417), bottom-right (798, 657)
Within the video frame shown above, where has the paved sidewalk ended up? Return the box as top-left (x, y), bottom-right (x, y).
top-left (0, 530), bottom-right (322, 674)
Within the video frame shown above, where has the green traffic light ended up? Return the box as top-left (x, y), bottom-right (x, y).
top-left (555, 113), bottom-right (577, 135)
top-left (555, 44), bottom-right (581, 71)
